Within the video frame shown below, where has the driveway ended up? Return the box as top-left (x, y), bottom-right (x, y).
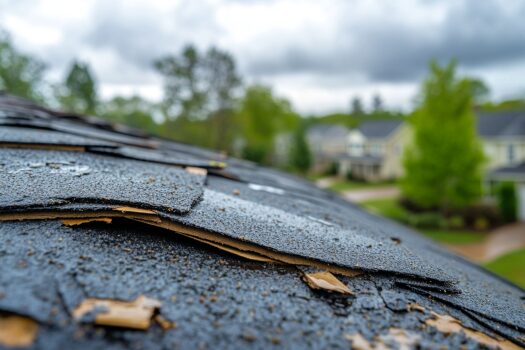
top-left (446, 222), bottom-right (525, 262)
top-left (342, 186), bottom-right (400, 203)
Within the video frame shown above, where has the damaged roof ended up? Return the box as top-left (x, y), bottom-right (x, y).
top-left (0, 92), bottom-right (523, 349)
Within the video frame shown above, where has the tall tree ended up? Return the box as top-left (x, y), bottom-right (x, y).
top-left (372, 94), bottom-right (383, 113)
top-left (154, 45), bottom-right (204, 121)
top-left (467, 78), bottom-right (490, 105)
top-left (401, 61), bottom-right (485, 210)
top-left (238, 85), bottom-right (298, 164)
top-left (289, 122), bottom-right (312, 173)
top-left (351, 96), bottom-right (364, 116)
top-left (154, 45), bottom-right (241, 150)
top-left (57, 61), bottom-right (98, 114)
top-left (0, 31), bottom-right (46, 101)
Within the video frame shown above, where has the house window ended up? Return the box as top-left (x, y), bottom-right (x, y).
top-left (507, 144), bottom-right (515, 163)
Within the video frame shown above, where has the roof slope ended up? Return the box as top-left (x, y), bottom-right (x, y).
top-left (0, 93), bottom-right (523, 349)
top-left (307, 124), bottom-right (348, 138)
top-left (358, 120), bottom-right (403, 138)
top-left (477, 110), bottom-right (525, 137)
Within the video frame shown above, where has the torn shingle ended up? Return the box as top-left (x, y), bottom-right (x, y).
top-left (0, 148), bottom-right (206, 214)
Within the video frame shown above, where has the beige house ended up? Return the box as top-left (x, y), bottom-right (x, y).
top-left (339, 120), bottom-right (409, 182)
top-left (306, 124), bottom-right (348, 172)
top-left (338, 112), bottom-right (525, 182)
top-left (478, 111), bottom-right (525, 169)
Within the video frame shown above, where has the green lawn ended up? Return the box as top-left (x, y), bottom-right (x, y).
top-left (360, 197), bottom-right (524, 288)
top-left (484, 249), bottom-right (525, 288)
top-left (420, 230), bottom-right (486, 244)
top-left (361, 198), bottom-right (484, 244)
top-left (328, 180), bottom-right (395, 193)
top-left (361, 197), bottom-right (408, 221)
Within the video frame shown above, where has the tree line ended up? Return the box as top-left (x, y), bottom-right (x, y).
top-left (0, 30), bottom-right (411, 173)
top-left (2, 29), bottom-right (524, 214)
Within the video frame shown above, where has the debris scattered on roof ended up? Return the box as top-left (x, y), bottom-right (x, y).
top-left (406, 302), bottom-right (425, 313)
top-left (154, 315), bottom-right (176, 331)
top-left (302, 271), bottom-right (353, 295)
top-left (185, 166), bottom-right (208, 176)
top-left (344, 333), bottom-right (373, 350)
top-left (73, 295), bottom-right (161, 330)
top-left (0, 314), bottom-right (39, 347)
top-left (377, 328), bottom-right (421, 350)
top-left (1, 94), bottom-right (524, 348)
top-left (425, 312), bottom-right (521, 350)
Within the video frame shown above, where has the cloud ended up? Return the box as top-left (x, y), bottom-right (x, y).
top-left (1, 0), bottom-right (525, 113)
top-left (239, 0), bottom-right (525, 82)
top-left (85, 0), bottom-right (222, 68)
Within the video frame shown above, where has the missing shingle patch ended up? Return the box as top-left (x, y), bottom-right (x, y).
top-left (73, 295), bottom-right (161, 330)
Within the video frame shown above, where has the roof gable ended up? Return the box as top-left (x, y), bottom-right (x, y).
top-left (358, 120), bottom-right (403, 138)
top-left (477, 110), bottom-right (525, 138)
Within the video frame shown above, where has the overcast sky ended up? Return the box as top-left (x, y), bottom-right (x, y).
top-left (1, 0), bottom-right (525, 114)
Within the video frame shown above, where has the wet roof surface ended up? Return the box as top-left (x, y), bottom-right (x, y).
top-left (0, 148), bottom-right (205, 214)
top-left (0, 93), bottom-right (524, 349)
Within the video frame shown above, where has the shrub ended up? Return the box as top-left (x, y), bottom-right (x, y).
top-left (459, 204), bottom-right (501, 230)
top-left (447, 215), bottom-right (465, 229)
top-left (474, 217), bottom-right (490, 231)
top-left (399, 197), bottom-right (438, 213)
top-left (497, 182), bottom-right (517, 223)
top-left (324, 161), bottom-right (339, 176)
top-left (410, 212), bottom-right (446, 229)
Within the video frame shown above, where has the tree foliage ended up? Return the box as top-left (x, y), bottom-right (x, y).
top-left (289, 122), bottom-right (312, 173)
top-left (372, 94), bottom-right (383, 113)
top-left (101, 96), bottom-right (158, 134)
top-left (154, 45), bottom-right (241, 151)
top-left (401, 61), bottom-right (485, 210)
top-left (497, 182), bottom-right (517, 223)
top-left (351, 96), bottom-right (364, 116)
top-left (0, 31), bottom-right (46, 101)
top-left (57, 61), bottom-right (98, 114)
top-left (238, 85), bottom-right (298, 164)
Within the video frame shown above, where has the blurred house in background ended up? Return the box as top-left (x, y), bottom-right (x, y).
top-left (338, 120), bottom-right (408, 181)
top-left (306, 111), bottom-right (525, 182)
top-left (306, 124), bottom-right (348, 172)
top-left (478, 111), bottom-right (525, 169)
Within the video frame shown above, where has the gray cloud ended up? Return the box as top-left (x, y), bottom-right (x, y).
top-left (244, 0), bottom-right (525, 82)
top-left (85, 0), bottom-right (221, 69)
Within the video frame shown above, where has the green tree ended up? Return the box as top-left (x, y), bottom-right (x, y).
top-left (372, 94), bottom-right (383, 113)
top-left (154, 45), bottom-right (241, 150)
top-left (468, 78), bottom-right (490, 105)
top-left (238, 85), bottom-right (298, 164)
top-left (401, 61), bottom-right (485, 210)
top-left (101, 96), bottom-right (158, 134)
top-left (57, 61), bottom-right (98, 114)
top-left (0, 31), bottom-right (46, 101)
top-left (351, 96), bottom-right (364, 116)
top-left (289, 123), bottom-right (312, 173)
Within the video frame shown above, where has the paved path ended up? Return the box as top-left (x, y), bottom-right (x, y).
top-left (342, 187), bottom-right (400, 203)
top-left (315, 177), bottom-right (337, 189)
top-left (446, 222), bottom-right (525, 263)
